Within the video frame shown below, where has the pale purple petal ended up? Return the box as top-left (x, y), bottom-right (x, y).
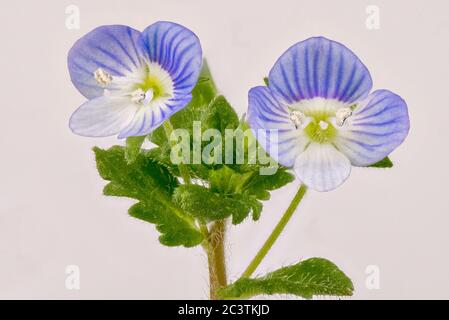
top-left (334, 90), bottom-right (410, 166)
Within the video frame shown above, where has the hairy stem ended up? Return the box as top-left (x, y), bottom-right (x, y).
top-left (241, 184), bottom-right (308, 278)
top-left (202, 220), bottom-right (227, 299)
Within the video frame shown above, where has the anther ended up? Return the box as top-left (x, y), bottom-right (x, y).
top-left (289, 110), bottom-right (307, 129)
top-left (336, 107), bottom-right (353, 126)
top-left (94, 68), bottom-right (113, 87)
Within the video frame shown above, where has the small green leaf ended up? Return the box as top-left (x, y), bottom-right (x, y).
top-left (218, 258), bottom-right (354, 299)
top-left (369, 157), bottom-right (393, 168)
top-left (129, 201), bottom-right (203, 247)
top-left (244, 168), bottom-right (295, 201)
top-left (202, 95), bottom-right (240, 132)
top-left (94, 146), bottom-right (203, 247)
top-left (189, 60), bottom-right (217, 109)
top-left (209, 166), bottom-right (253, 194)
top-left (125, 136), bottom-right (146, 164)
top-left (173, 184), bottom-right (257, 224)
top-left (149, 60), bottom-right (218, 146)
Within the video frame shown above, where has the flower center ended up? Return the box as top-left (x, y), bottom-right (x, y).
top-left (93, 62), bottom-right (174, 106)
top-left (303, 118), bottom-right (337, 144)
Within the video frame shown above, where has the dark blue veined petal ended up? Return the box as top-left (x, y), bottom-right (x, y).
top-left (142, 21), bottom-right (202, 98)
top-left (68, 25), bottom-right (146, 99)
top-left (294, 143), bottom-right (351, 192)
top-left (269, 37), bottom-right (372, 105)
top-left (69, 96), bottom-right (138, 137)
top-left (334, 90), bottom-right (410, 166)
top-left (247, 86), bottom-right (309, 167)
top-left (117, 94), bottom-right (192, 138)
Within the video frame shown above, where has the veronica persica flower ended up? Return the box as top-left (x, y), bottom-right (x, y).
top-left (68, 21), bottom-right (202, 138)
top-left (248, 37), bottom-right (409, 192)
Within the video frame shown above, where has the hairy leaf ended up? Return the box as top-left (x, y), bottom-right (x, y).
top-left (172, 184), bottom-right (258, 224)
top-left (208, 166), bottom-right (294, 220)
top-left (202, 95), bottom-right (240, 132)
top-left (244, 168), bottom-right (295, 201)
top-left (125, 136), bottom-right (146, 164)
top-left (94, 146), bottom-right (203, 247)
top-left (218, 258), bottom-right (353, 299)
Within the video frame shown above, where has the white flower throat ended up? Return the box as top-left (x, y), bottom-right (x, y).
top-left (93, 63), bottom-right (174, 107)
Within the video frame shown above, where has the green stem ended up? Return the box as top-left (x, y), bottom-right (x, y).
top-left (163, 120), bottom-right (191, 184)
top-left (241, 184), bottom-right (308, 278)
top-left (202, 220), bottom-right (227, 299)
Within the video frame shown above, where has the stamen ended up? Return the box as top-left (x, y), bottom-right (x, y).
top-left (336, 107), bottom-right (353, 126)
top-left (289, 110), bottom-right (308, 129)
top-left (94, 68), bottom-right (112, 87)
top-left (131, 88), bottom-right (155, 105)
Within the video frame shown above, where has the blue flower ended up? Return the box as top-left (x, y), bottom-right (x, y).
top-left (68, 21), bottom-right (202, 138)
top-left (248, 37), bottom-right (409, 192)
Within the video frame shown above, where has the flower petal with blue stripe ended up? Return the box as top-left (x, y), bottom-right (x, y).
top-left (248, 37), bottom-right (409, 192)
top-left (68, 21), bottom-right (202, 138)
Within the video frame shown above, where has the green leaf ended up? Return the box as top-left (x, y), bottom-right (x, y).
top-left (369, 157), bottom-right (393, 168)
top-left (218, 258), bottom-right (354, 299)
top-left (173, 184), bottom-right (258, 224)
top-left (129, 201), bottom-right (203, 247)
top-left (149, 60), bottom-right (218, 146)
top-left (145, 146), bottom-right (211, 181)
top-left (208, 166), bottom-right (253, 194)
top-left (207, 166), bottom-right (293, 222)
top-left (94, 146), bottom-right (203, 247)
top-left (244, 168), bottom-right (295, 201)
top-left (125, 136), bottom-right (146, 164)
top-left (189, 60), bottom-right (217, 110)
top-left (263, 77), bottom-right (269, 86)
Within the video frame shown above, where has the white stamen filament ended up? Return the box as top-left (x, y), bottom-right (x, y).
top-left (94, 68), bottom-right (112, 87)
top-left (336, 107), bottom-right (353, 126)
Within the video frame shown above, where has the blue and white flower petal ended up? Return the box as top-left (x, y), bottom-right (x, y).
top-left (117, 94), bottom-right (192, 139)
top-left (142, 21), bottom-right (203, 98)
top-left (68, 22), bottom-right (202, 138)
top-left (68, 25), bottom-right (146, 99)
top-left (334, 90), bottom-right (410, 166)
top-left (294, 143), bottom-right (351, 192)
top-left (69, 96), bottom-right (138, 137)
top-left (269, 37), bottom-right (372, 104)
top-left (247, 86), bottom-right (310, 167)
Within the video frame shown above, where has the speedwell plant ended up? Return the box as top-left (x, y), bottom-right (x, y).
top-left (68, 21), bottom-right (409, 299)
